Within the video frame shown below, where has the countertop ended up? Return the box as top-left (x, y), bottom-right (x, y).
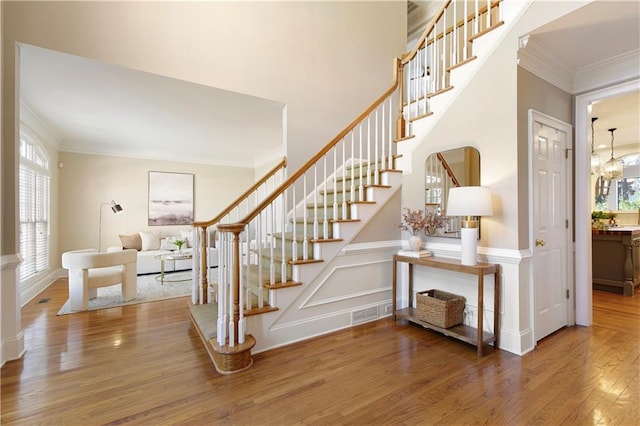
top-left (592, 226), bottom-right (640, 236)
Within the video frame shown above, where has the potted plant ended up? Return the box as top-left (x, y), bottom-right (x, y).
top-left (174, 238), bottom-right (186, 252)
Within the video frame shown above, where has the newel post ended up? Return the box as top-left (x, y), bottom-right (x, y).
top-left (212, 223), bottom-right (256, 374)
top-left (197, 225), bottom-right (209, 303)
top-left (396, 58), bottom-right (406, 140)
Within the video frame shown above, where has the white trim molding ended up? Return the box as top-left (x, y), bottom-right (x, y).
top-left (2, 254), bottom-right (26, 366)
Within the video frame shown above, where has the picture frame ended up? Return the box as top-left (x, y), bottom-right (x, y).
top-left (148, 171), bottom-right (194, 226)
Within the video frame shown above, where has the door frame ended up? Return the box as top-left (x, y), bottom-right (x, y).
top-left (528, 109), bottom-right (574, 340)
top-left (574, 79), bottom-right (640, 326)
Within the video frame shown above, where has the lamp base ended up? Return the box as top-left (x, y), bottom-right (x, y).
top-left (460, 226), bottom-right (478, 266)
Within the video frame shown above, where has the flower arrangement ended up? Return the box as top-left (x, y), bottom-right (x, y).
top-left (399, 207), bottom-right (427, 236)
top-left (425, 210), bottom-right (448, 236)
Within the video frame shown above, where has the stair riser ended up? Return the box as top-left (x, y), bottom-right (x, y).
top-left (303, 206), bottom-right (348, 221)
top-left (290, 222), bottom-right (334, 239)
top-left (318, 191), bottom-right (355, 205)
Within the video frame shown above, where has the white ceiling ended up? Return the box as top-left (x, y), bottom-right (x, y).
top-left (20, 2), bottom-right (640, 168)
top-left (19, 44), bottom-right (285, 168)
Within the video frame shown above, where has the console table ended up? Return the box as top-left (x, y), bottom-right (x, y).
top-left (392, 254), bottom-right (500, 356)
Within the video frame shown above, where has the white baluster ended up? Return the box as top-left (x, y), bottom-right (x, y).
top-left (358, 125), bottom-right (364, 202)
top-left (303, 174), bottom-right (308, 260)
top-left (388, 97), bottom-right (393, 170)
top-left (313, 164), bottom-right (318, 240)
top-left (291, 183), bottom-right (297, 262)
top-left (322, 156), bottom-right (327, 242)
top-left (281, 190), bottom-right (287, 284)
top-left (269, 203), bottom-right (275, 285)
top-left (374, 108), bottom-right (379, 185)
top-left (486, 0), bottom-right (491, 29)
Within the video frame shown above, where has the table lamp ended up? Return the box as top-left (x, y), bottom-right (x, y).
top-left (446, 186), bottom-right (493, 266)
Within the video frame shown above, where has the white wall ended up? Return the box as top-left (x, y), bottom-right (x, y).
top-left (58, 152), bottom-right (255, 255)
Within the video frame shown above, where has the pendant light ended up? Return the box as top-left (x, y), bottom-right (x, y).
top-left (590, 117), bottom-right (602, 176)
top-left (602, 128), bottom-right (623, 180)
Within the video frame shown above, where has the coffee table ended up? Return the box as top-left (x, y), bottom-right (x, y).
top-left (154, 252), bottom-right (193, 285)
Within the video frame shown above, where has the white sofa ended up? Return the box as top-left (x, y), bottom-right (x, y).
top-left (109, 230), bottom-right (218, 275)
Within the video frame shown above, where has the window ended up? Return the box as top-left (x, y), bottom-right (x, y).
top-left (19, 132), bottom-right (50, 282)
top-left (595, 153), bottom-right (640, 211)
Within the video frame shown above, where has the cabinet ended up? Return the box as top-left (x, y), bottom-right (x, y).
top-left (592, 227), bottom-right (640, 296)
top-left (392, 254), bottom-right (500, 356)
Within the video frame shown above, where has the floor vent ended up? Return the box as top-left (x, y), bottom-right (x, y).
top-left (38, 298), bottom-right (50, 304)
top-left (352, 306), bottom-right (379, 325)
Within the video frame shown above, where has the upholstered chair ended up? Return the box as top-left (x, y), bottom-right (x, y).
top-left (61, 249), bottom-right (138, 312)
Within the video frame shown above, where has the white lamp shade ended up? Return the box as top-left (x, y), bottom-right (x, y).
top-left (446, 186), bottom-right (493, 217)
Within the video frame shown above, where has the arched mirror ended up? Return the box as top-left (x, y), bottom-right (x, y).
top-left (425, 146), bottom-right (480, 238)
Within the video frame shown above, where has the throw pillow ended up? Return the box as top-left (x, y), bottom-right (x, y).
top-left (159, 237), bottom-right (177, 251)
top-left (180, 230), bottom-right (193, 248)
top-left (119, 233), bottom-right (142, 251)
top-left (139, 231), bottom-right (161, 251)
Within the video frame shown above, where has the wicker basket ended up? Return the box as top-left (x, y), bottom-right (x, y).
top-left (416, 289), bottom-right (465, 328)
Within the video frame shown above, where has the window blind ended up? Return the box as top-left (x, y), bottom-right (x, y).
top-left (19, 159), bottom-right (50, 281)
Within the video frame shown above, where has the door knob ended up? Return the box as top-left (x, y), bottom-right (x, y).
top-left (535, 239), bottom-right (545, 247)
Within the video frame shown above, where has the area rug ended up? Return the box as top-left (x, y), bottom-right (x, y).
top-left (57, 271), bottom-right (192, 315)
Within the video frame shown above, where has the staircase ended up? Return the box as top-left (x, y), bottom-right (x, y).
top-left (189, 0), bottom-right (517, 374)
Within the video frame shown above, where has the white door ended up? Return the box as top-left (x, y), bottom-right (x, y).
top-left (530, 110), bottom-right (572, 342)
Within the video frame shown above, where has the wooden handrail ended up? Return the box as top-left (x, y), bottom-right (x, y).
top-left (192, 156), bottom-right (287, 228)
top-left (218, 57), bottom-right (402, 231)
top-left (403, 0), bottom-right (451, 64)
top-left (436, 152), bottom-right (461, 187)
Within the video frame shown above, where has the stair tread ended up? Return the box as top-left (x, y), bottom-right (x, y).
top-left (264, 280), bottom-right (302, 290)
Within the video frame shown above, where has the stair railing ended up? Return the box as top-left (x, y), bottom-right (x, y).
top-left (213, 0), bottom-right (505, 350)
top-left (215, 58), bottom-right (402, 348)
top-left (398, 0), bottom-right (503, 137)
top-left (190, 157), bottom-right (287, 304)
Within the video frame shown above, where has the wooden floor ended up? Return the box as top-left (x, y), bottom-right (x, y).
top-left (2, 281), bottom-right (639, 425)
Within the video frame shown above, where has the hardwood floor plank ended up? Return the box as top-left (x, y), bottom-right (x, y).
top-left (1, 280), bottom-right (639, 425)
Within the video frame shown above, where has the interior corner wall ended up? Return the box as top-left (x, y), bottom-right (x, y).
top-left (58, 152), bottom-right (254, 255)
top-left (516, 66), bottom-right (573, 250)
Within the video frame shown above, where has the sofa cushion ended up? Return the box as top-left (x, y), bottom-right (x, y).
top-left (119, 233), bottom-right (142, 251)
top-left (140, 231), bottom-right (161, 251)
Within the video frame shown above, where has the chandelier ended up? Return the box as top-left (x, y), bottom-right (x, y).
top-left (590, 117), bottom-right (601, 176)
top-left (602, 127), bottom-right (623, 180)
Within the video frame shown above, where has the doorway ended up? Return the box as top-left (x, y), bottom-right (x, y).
top-left (575, 79), bottom-right (640, 326)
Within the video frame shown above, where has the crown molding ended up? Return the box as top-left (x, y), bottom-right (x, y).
top-left (573, 49), bottom-right (640, 94)
top-left (19, 101), bottom-right (63, 149)
top-left (517, 35), bottom-right (574, 93)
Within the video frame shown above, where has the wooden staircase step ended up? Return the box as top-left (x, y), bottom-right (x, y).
top-left (264, 280), bottom-right (303, 290)
top-left (244, 305), bottom-right (278, 317)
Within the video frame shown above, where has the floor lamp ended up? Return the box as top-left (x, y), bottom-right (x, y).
top-left (99, 200), bottom-right (123, 251)
top-left (446, 187), bottom-right (493, 266)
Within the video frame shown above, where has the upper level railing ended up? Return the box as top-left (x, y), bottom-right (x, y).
top-left (190, 157), bottom-right (287, 304)
top-left (208, 0), bottom-right (504, 349)
top-left (399, 0), bottom-right (503, 135)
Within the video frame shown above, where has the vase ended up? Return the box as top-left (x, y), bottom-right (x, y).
top-left (408, 235), bottom-right (422, 251)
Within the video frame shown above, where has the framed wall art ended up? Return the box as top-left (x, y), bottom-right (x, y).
top-left (148, 171), bottom-right (194, 226)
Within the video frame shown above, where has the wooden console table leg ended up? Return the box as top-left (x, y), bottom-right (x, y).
top-left (392, 255), bottom-right (397, 320)
top-left (477, 273), bottom-right (484, 357)
top-left (494, 266), bottom-right (500, 349)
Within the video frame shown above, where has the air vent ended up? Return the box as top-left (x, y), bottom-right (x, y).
top-left (351, 306), bottom-right (379, 325)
